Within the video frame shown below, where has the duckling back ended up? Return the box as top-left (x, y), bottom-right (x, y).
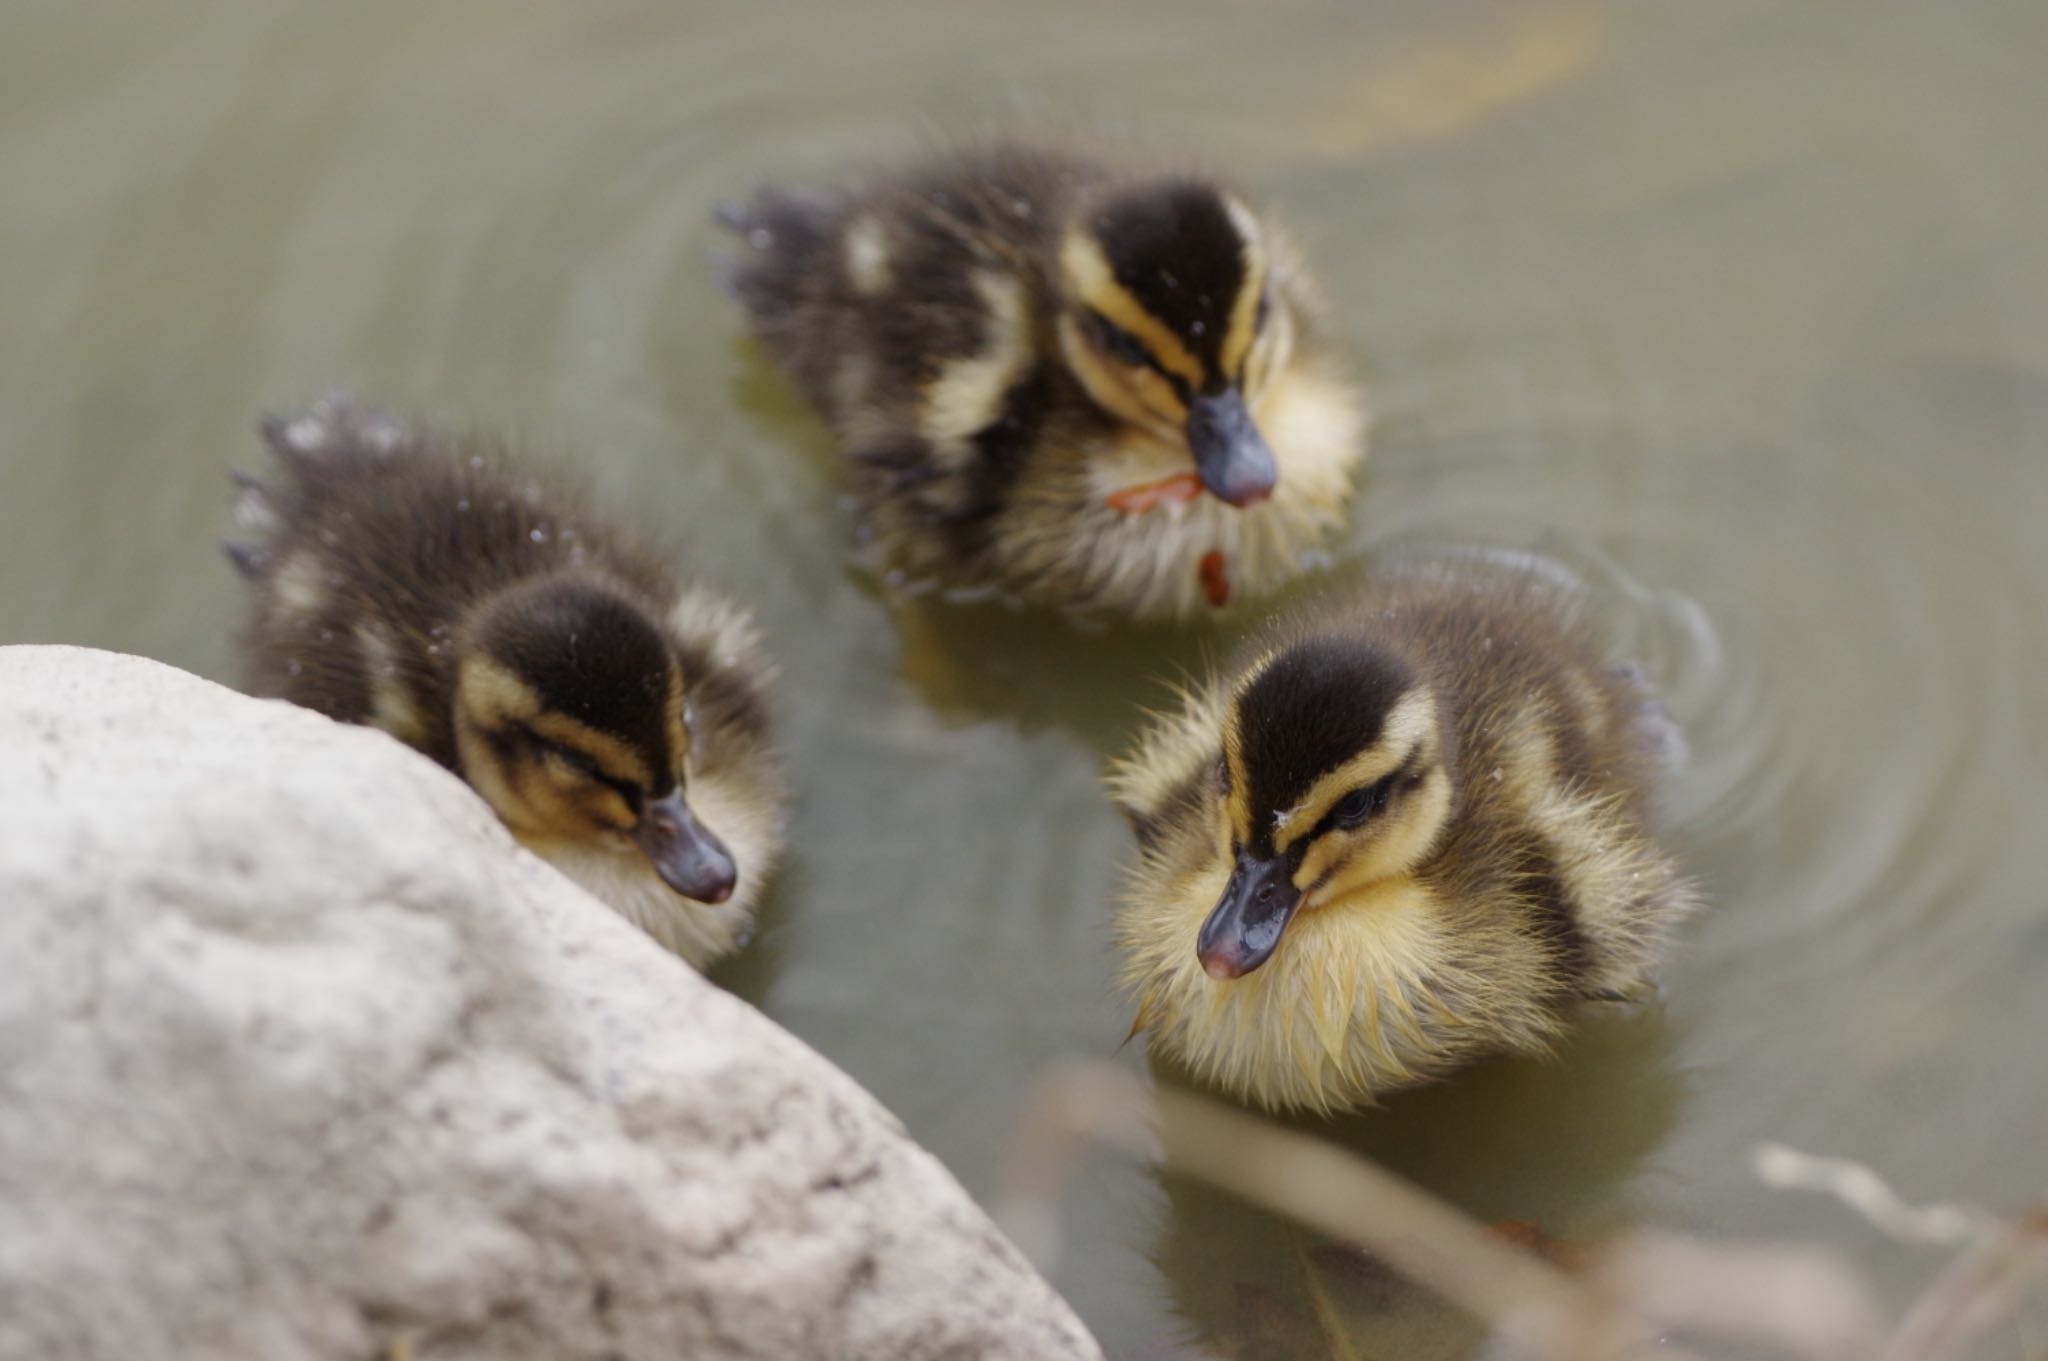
top-left (1344, 570), bottom-right (1694, 1004)
top-left (227, 399), bottom-right (672, 755)
top-left (721, 145), bottom-right (1085, 421)
top-left (722, 147), bottom-right (1092, 588)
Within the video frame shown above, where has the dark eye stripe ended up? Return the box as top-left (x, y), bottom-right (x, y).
top-left (1088, 310), bottom-right (1188, 397)
top-left (595, 769), bottom-right (643, 806)
top-left (1306, 755), bottom-right (1420, 842)
top-left (1090, 311), bottom-right (1147, 365)
top-left (527, 729), bottom-right (642, 803)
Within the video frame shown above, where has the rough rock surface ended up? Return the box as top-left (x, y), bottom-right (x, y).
top-left (0, 645), bottom-right (1099, 1361)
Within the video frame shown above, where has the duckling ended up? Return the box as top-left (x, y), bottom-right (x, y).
top-left (1108, 562), bottom-right (1697, 1112)
top-left (716, 143), bottom-right (1366, 618)
top-left (224, 397), bottom-right (786, 968)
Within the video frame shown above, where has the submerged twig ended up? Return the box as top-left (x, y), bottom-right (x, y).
top-left (1879, 1208), bottom-right (2048, 1361)
top-left (1751, 1141), bottom-right (2048, 1361)
top-left (993, 1061), bottom-right (1676, 1361)
top-left (997, 1062), bottom-right (2048, 1361)
top-left (1755, 1143), bottom-right (1987, 1247)
top-left (1587, 1230), bottom-right (1880, 1361)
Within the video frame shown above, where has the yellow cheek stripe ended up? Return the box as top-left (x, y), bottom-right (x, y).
top-left (1378, 688), bottom-right (1439, 762)
top-left (1271, 690), bottom-right (1437, 854)
top-left (1272, 749), bottom-right (1400, 854)
top-left (1058, 314), bottom-right (1184, 435)
top-left (1218, 197), bottom-right (1268, 379)
top-left (1300, 773), bottom-right (1453, 909)
top-left (1221, 711), bottom-right (1253, 848)
top-left (455, 699), bottom-right (642, 843)
top-left (453, 723), bottom-right (540, 835)
top-left (457, 657), bottom-right (542, 726)
top-left (524, 712), bottom-right (653, 790)
top-left (1269, 744), bottom-right (1400, 851)
top-left (1293, 823), bottom-right (1358, 889)
top-left (1059, 230), bottom-right (1206, 390)
top-left (567, 780), bottom-right (638, 833)
top-left (521, 761), bottom-right (618, 840)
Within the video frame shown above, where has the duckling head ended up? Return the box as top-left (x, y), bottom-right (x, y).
top-left (1203, 633), bottom-right (1456, 980)
top-left (449, 575), bottom-right (738, 905)
top-left (1056, 178), bottom-right (1295, 508)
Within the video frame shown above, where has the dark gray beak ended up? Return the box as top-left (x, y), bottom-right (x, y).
top-left (1186, 389), bottom-right (1278, 507)
top-left (1195, 850), bottom-right (1301, 979)
top-left (634, 789), bottom-right (737, 905)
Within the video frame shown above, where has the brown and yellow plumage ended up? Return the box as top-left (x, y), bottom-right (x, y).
top-left (1109, 561), bottom-right (1697, 1112)
top-left (717, 143), bottom-right (1366, 618)
top-left (225, 396), bottom-right (787, 968)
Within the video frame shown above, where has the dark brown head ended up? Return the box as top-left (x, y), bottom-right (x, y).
top-left (1199, 634), bottom-right (1455, 980)
top-left (1056, 177), bottom-right (1298, 507)
top-left (451, 575), bottom-right (737, 904)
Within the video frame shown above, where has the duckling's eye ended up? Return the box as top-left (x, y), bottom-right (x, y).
top-left (529, 734), bottom-right (599, 779)
top-left (530, 733), bottom-right (640, 806)
top-left (1089, 311), bottom-right (1151, 369)
top-left (1253, 290), bottom-right (1271, 334)
top-left (1332, 774), bottom-right (1395, 829)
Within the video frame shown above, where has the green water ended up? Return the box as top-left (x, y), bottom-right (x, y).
top-left (5, 2), bottom-right (2047, 1354)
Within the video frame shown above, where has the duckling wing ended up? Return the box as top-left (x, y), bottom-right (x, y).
top-left (720, 148), bottom-right (1105, 532)
top-left (714, 184), bottom-right (852, 368)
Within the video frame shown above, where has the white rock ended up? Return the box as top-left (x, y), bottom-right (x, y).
top-left (0, 645), bottom-right (1099, 1361)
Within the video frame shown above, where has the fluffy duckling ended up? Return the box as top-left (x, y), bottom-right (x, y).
top-left (717, 143), bottom-right (1366, 618)
top-left (225, 397), bottom-right (786, 968)
top-left (1109, 563), bottom-right (1697, 1112)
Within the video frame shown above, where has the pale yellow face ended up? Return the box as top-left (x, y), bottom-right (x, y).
top-left (1222, 685), bottom-right (1453, 912)
top-left (1053, 199), bottom-right (1296, 440)
top-left (452, 654), bottom-right (685, 844)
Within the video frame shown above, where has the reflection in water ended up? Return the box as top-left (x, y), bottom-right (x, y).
top-left (705, 864), bottom-right (798, 1005)
top-left (4, 0), bottom-right (2048, 1355)
top-left (1146, 1007), bottom-right (1682, 1358)
top-left (1316, 1007), bottom-right (1686, 1225)
top-left (893, 599), bottom-right (1224, 749)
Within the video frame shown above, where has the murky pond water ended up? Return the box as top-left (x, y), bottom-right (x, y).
top-left (6, 1), bottom-right (2047, 1354)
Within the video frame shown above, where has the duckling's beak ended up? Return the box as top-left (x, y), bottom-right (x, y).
top-left (1196, 851), bottom-right (1300, 980)
top-left (634, 789), bottom-right (737, 905)
top-left (1186, 389), bottom-right (1278, 508)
